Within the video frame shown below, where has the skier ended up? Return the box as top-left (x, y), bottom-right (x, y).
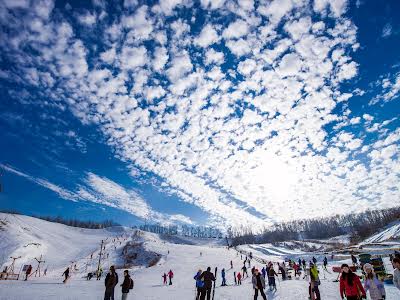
top-left (363, 263), bottom-right (385, 300)
top-left (309, 263), bottom-right (320, 300)
top-left (168, 269), bottom-right (174, 285)
top-left (120, 270), bottom-right (133, 300)
top-left (234, 271), bottom-right (237, 285)
top-left (242, 264), bottom-right (248, 278)
top-left (104, 265), bottom-right (119, 300)
top-left (194, 269), bottom-right (205, 300)
top-left (24, 264), bottom-right (32, 281)
top-left (252, 269), bottom-right (267, 300)
top-left (268, 264), bottom-right (278, 291)
top-left (221, 268), bottom-right (226, 286)
top-left (339, 264), bottom-right (366, 300)
top-left (230, 260), bottom-right (233, 269)
top-left (237, 271), bottom-right (242, 285)
top-left (62, 267), bottom-right (70, 283)
top-left (162, 272), bottom-right (167, 285)
top-left (393, 257), bottom-right (400, 290)
top-left (199, 267), bottom-right (216, 300)
top-left (323, 257), bottom-right (328, 271)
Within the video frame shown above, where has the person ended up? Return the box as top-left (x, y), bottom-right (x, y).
top-left (312, 257), bottom-right (317, 264)
top-left (62, 267), bottom-right (70, 283)
top-left (121, 270), bottom-right (132, 300)
top-left (351, 254), bottom-right (358, 267)
top-left (242, 264), bottom-right (248, 278)
top-left (309, 263), bottom-right (321, 300)
top-left (279, 263), bottom-right (286, 280)
top-left (237, 271), bottom-right (242, 285)
top-left (268, 264), bottom-right (277, 291)
top-left (252, 269), bottom-right (267, 300)
top-left (298, 258), bottom-right (302, 267)
top-left (194, 269), bottom-right (205, 300)
top-left (44, 267), bottom-right (47, 276)
top-left (230, 260), bottom-right (233, 269)
top-left (261, 267), bottom-right (266, 279)
top-left (339, 264), bottom-right (366, 300)
top-left (393, 257), bottom-right (400, 290)
top-left (234, 271), bottom-right (237, 285)
top-left (87, 272), bottom-right (93, 280)
top-left (302, 259), bottom-right (306, 270)
top-left (221, 268), bottom-right (226, 286)
top-left (25, 265), bottom-right (32, 281)
top-left (162, 272), bottom-right (167, 285)
top-left (168, 269), bottom-right (174, 285)
top-left (363, 263), bottom-right (385, 300)
top-left (104, 265), bottom-right (119, 300)
top-left (97, 267), bottom-right (103, 280)
top-left (293, 263), bottom-right (300, 278)
top-left (323, 257), bottom-right (328, 270)
top-left (199, 267), bottom-right (216, 300)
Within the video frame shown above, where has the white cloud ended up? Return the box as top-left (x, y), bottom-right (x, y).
top-left (77, 12), bottom-right (97, 26)
top-left (223, 19), bottom-right (249, 39)
top-left (166, 52), bottom-right (193, 81)
top-left (382, 23), bottom-right (392, 38)
top-left (120, 46), bottom-right (148, 70)
top-left (195, 24), bottom-right (220, 48)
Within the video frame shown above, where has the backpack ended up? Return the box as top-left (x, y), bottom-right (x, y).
top-left (129, 278), bottom-right (134, 289)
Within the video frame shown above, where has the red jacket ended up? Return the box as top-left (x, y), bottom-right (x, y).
top-left (340, 274), bottom-right (366, 298)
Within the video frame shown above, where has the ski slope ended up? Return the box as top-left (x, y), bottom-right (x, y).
top-left (363, 221), bottom-right (400, 244)
top-left (0, 213), bottom-right (399, 299)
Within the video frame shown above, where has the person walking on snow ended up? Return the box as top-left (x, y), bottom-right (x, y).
top-left (24, 264), bottom-right (32, 281)
top-left (230, 260), bottom-right (233, 269)
top-left (242, 265), bottom-right (248, 278)
top-left (194, 269), bottom-right (205, 300)
top-left (237, 271), bottom-right (242, 285)
top-left (120, 270), bottom-right (133, 300)
top-left (62, 267), bottom-right (70, 283)
top-left (268, 264), bottom-right (278, 291)
top-left (393, 257), bottom-right (400, 291)
top-left (323, 257), bottom-right (328, 271)
top-left (168, 269), bottom-right (174, 285)
top-left (309, 263), bottom-right (321, 300)
top-left (339, 264), bottom-right (366, 300)
top-left (252, 269), bottom-right (267, 300)
top-left (162, 273), bottom-right (167, 285)
top-left (199, 267), bottom-right (216, 300)
top-left (363, 263), bottom-right (385, 300)
top-left (221, 268), bottom-right (226, 286)
top-left (279, 263), bottom-right (286, 280)
top-left (104, 265), bottom-right (119, 300)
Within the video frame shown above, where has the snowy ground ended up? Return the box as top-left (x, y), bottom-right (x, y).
top-left (1, 214), bottom-right (399, 299)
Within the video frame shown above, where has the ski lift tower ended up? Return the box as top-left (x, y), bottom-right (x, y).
top-left (33, 255), bottom-right (45, 277)
top-left (9, 256), bottom-right (21, 274)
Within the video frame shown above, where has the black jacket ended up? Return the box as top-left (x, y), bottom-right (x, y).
top-left (105, 272), bottom-right (119, 289)
top-left (199, 270), bottom-right (216, 288)
top-left (121, 275), bottom-right (131, 293)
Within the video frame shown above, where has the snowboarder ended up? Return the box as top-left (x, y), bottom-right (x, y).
top-left (199, 267), bottom-right (216, 300)
top-left (363, 263), bottom-right (385, 300)
top-left (221, 268), bottom-right (227, 286)
top-left (62, 267), bottom-right (70, 283)
top-left (268, 264), bottom-right (278, 291)
top-left (194, 269), bottom-right (205, 300)
top-left (309, 263), bottom-right (320, 300)
top-left (393, 257), bottom-right (400, 291)
top-left (162, 272), bottom-right (167, 285)
top-left (237, 271), bottom-right (242, 285)
top-left (252, 269), bottom-right (267, 300)
top-left (339, 264), bottom-right (366, 300)
top-left (24, 265), bottom-right (32, 281)
top-left (120, 270), bottom-right (133, 300)
top-left (168, 269), bottom-right (174, 285)
top-left (104, 265), bottom-right (119, 300)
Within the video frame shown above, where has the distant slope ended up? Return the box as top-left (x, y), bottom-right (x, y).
top-left (362, 220), bottom-right (400, 244)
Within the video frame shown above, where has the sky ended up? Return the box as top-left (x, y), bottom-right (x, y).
top-left (0, 0), bottom-right (399, 230)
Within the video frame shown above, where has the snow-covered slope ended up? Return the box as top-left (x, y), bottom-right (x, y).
top-left (1, 213), bottom-right (399, 300)
top-left (362, 220), bottom-right (400, 244)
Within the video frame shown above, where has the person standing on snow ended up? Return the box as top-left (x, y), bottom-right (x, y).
top-left (230, 260), bottom-right (233, 269)
top-left (261, 267), bottom-right (266, 279)
top-left (351, 254), bottom-right (358, 267)
top-left (24, 265), bottom-right (32, 281)
top-left (278, 263), bottom-right (286, 280)
top-left (363, 263), bottom-right (385, 300)
top-left (392, 257), bottom-right (400, 291)
top-left (312, 257), bottom-right (317, 264)
top-left (221, 268), bottom-right (226, 286)
top-left (104, 265), bottom-right (119, 300)
top-left (194, 269), bottom-right (205, 300)
top-left (309, 263), bottom-right (321, 300)
top-left (242, 264), bottom-right (248, 278)
top-left (339, 264), bottom-right (366, 300)
top-left (199, 267), bottom-right (216, 300)
top-left (323, 257), bottom-right (328, 271)
top-left (162, 272), bottom-right (167, 285)
top-left (268, 264), bottom-right (278, 291)
top-left (120, 270), bottom-right (133, 300)
top-left (252, 269), bottom-right (267, 300)
top-left (234, 271), bottom-right (237, 285)
top-left (168, 269), bottom-right (174, 285)
top-left (62, 267), bottom-right (70, 283)
top-left (237, 271), bottom-right (242, 285)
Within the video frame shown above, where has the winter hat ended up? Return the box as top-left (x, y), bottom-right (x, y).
top-left (363, 263), bottom-right (373, 272)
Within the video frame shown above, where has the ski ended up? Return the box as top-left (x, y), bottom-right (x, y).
top-left (212, 267), bottom-right (217, 300)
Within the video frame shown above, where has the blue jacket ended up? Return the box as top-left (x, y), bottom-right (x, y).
top-left (221, 269), bottom-right (225, 278)
top-left (194, 272), bottom-right (204, 288)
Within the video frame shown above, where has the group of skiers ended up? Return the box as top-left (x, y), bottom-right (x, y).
top-left (162, 269), bottom-right (174, 285)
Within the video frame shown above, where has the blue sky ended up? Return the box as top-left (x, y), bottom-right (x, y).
top-left (0, 0), bottom-right (399, 229)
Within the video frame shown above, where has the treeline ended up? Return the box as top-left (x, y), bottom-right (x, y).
top-left (0, 209), bottom-right (119, 229)
top-left (231, 206), bottom-right (400, 246)
top-left (139, 224), bottom-right (223, 239)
